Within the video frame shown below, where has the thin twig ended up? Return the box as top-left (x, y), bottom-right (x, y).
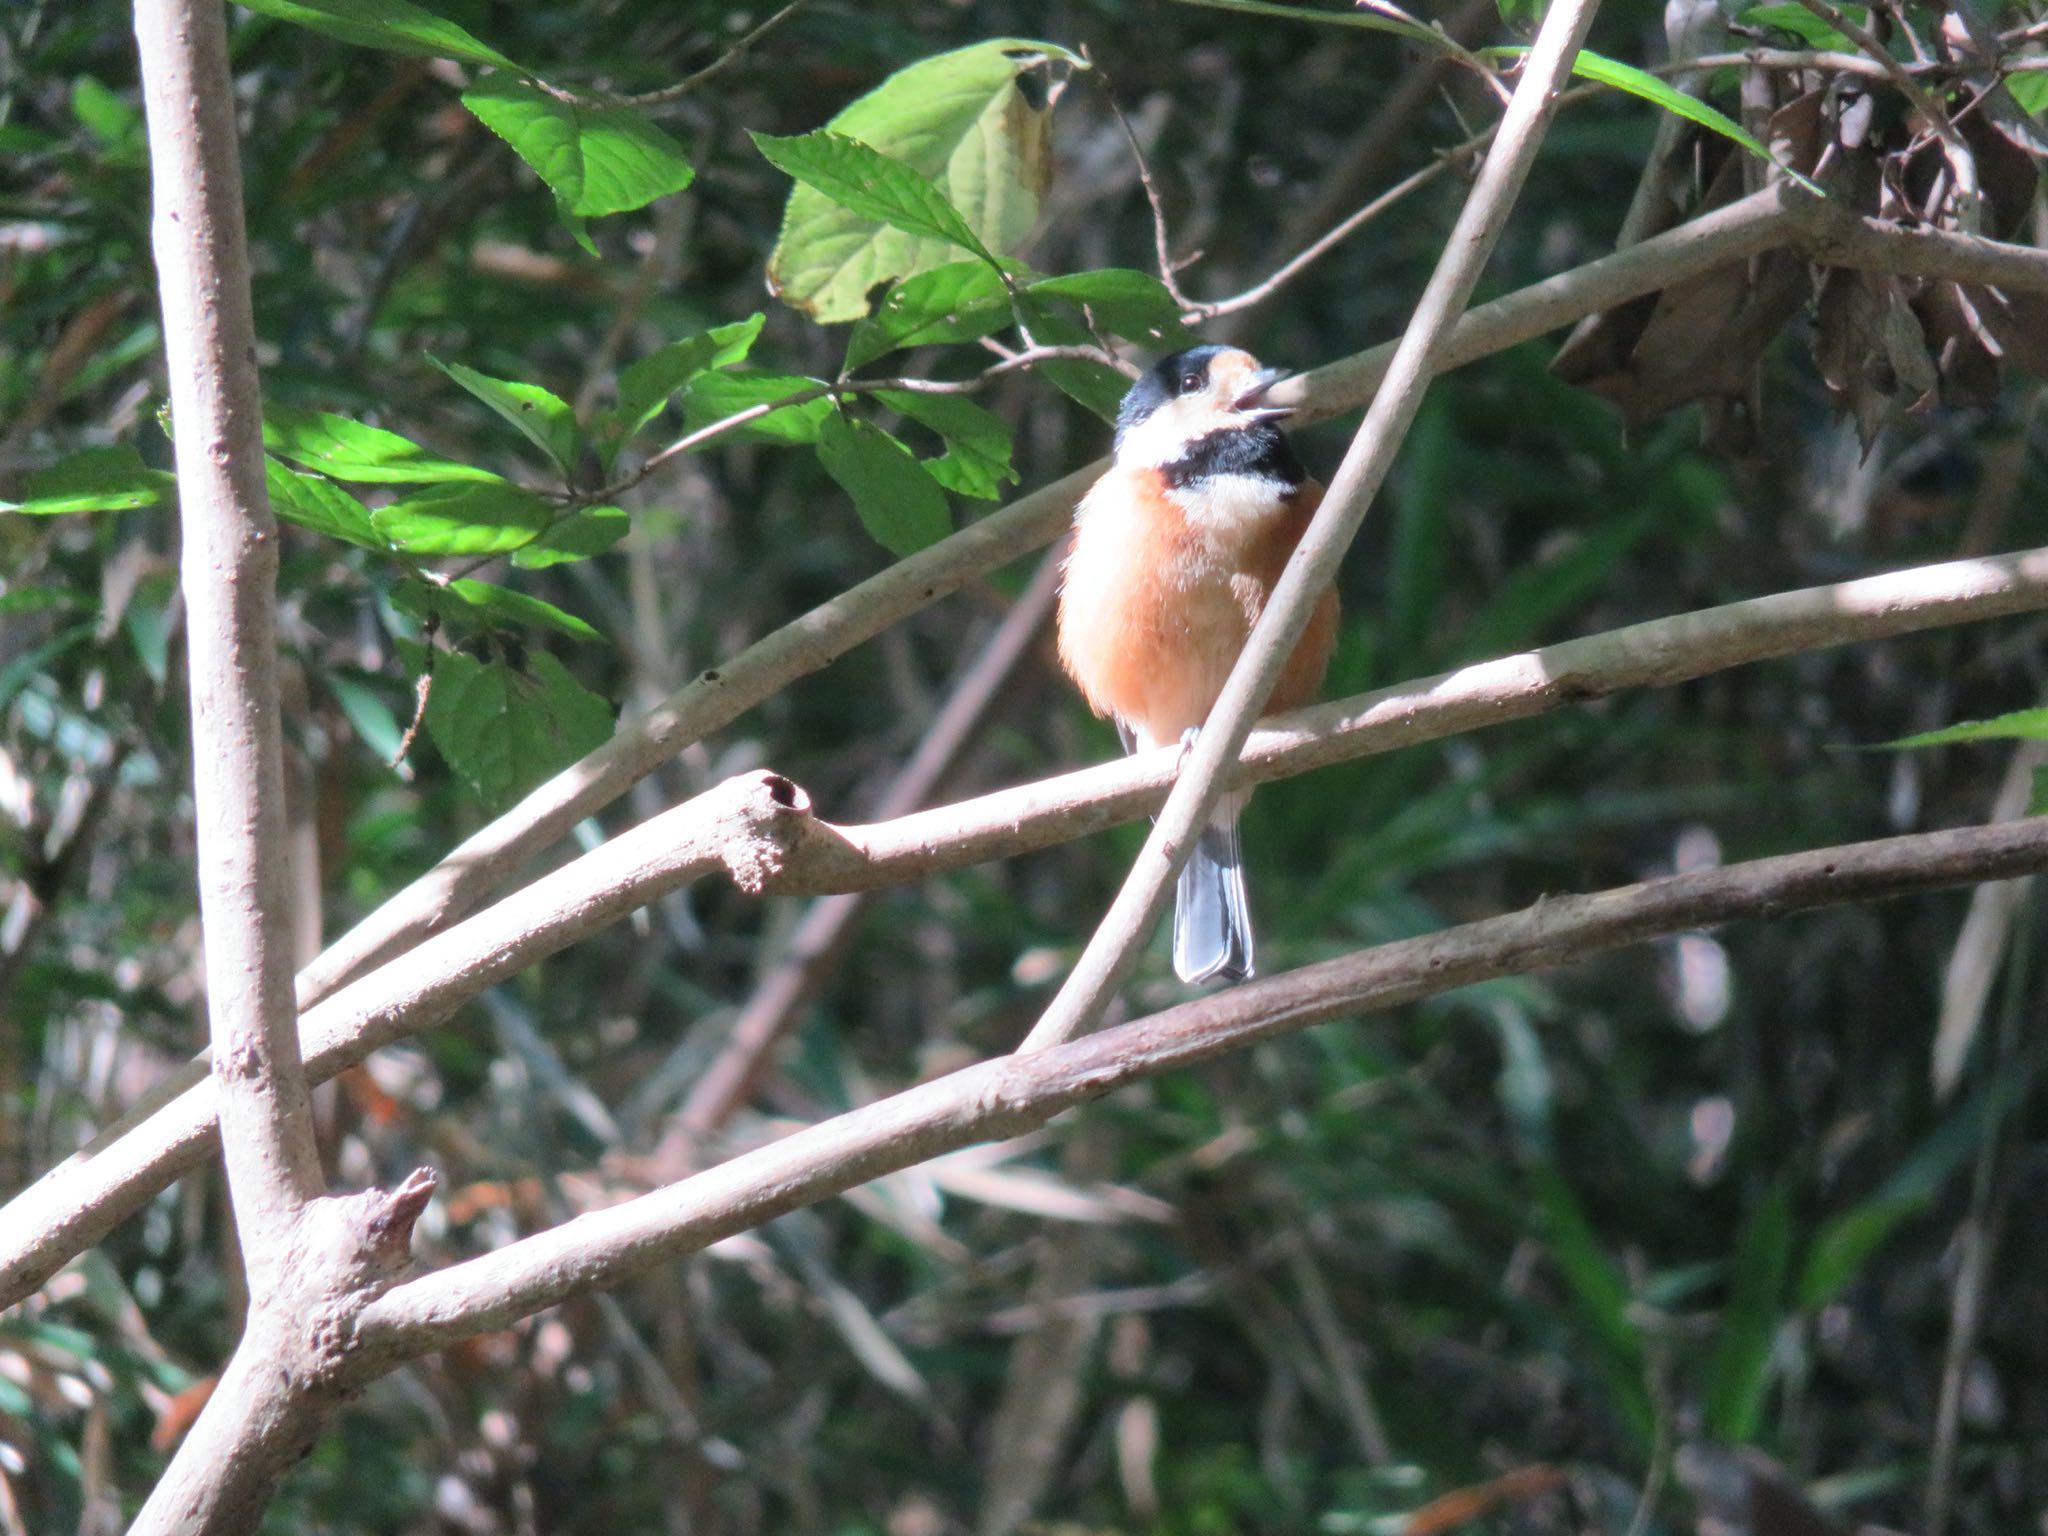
top-left (350, 815), bottom-right (2048, 1358)
top-left (531, 0), bottom-right (809, 110)
top-left (1017, 0), bottom-right (1607, 1054)
top-left (1094, 65), bottom-right (1194, 310)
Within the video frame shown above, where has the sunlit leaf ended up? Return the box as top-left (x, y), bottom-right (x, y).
top-left (1028, 268), bottom-right (1195, 347)
top-left (443, 578), bottom-right (604, 642)
top-left (1886, 706), bottom-right (2048, 749)
top-left (462, 77), bottom-right (695, 218)
top-left (763, 39), bottom-right (1081, 322)
top-left (235, 0), bottom-right (519, 71)
top-left (681, 372), bottom-right (835, 445)
top-left (603, 314), bottom-right (766, 448)
top-left (424, 649), bottom-right (613, 806)
top-left (371, 482), bottom-right (552, 555)
top-left (264, 458), bottom-right (387, 550)
top-left (4, 445), bottom-right (174, 515)
top-left (429, 355), bottom-right (580, 471)
top-left (264, 408), bottom-right (503, 484)
top-left (872, 390), bottom-right (1016, 499)
top-left (1735, 2), bottom-right (1862, 49)
top-left (511, 505), bottom-right (630, 568)
top-left (845, 261), bottom-right (1021, 370)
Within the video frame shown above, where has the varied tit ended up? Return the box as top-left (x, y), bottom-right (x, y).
top-left (1056, 345), bottom-right (1338, 984)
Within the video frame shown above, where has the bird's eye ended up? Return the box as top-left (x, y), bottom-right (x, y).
top-left (1178, 370), bottom-right (1204, 394)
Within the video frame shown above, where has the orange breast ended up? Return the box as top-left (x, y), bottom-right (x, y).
top-left (1057, 468), bottom-right (1337, 752)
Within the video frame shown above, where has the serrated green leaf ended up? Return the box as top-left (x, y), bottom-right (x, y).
top-left (1886, 706), bottom-right (2048, 750)
top-left (845, 261), bottom-right (1021, 370)
top-left (1487, 45), bottom-right (1825, 194)
top-left (5, 445), bottom-right (174, 515)
top-left (1735, 2), bottom-right (1862, 48)
top-left (429, 355), bottom-right (579, 471)
top-left (264, 458), bottom-right (387, 550)
top-left (462, 77), bottom-right (695, 218)
top-left (1704, 1181), bottom-right (1793, 1443)
top-left (755, 129), bottom-right (994, 262)
top-left (424, 649), bottom-right (612, 806)
top-left (817, 413), bottom-right (952, 556)
top-left (445, 579), bottom-right (604, 642)
top-left (873, 390), bottom-right (1016, 499)
top-left (763, 40), bottom-right (1081, 322)
top-left (603, 314), bottom-right (766, 447)
top-left (512, 505), bottom-right (630, 568)
top-left (1028, 268), bottom-right (1194, 347)
top-left (264, 407), bottom-right (503, 484)
top-left (681, 372), bottom-right (835, 445)
top-left (371, 482), bottom-right (552, 555)
top-left (235, 0), bottom-right (519, 71)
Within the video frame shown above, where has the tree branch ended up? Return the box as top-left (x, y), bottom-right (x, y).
top-left (135, 0), bottom-right (320, 1261)
top-left (1019, 0), bottom-right (1606, 1052)
top-left (16, 541), bottom-right (2048, 1307)
top-left (348, 816), bottom-right (2048, 1360)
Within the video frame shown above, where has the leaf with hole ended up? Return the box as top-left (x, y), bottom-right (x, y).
top-left (371, 482), bottom-right (553, 556)
top-left (4, 445), bottom-right (174, 515)
top-left (424, 649), bottom-right (614, 806)
top-left (236, 0), bottom-right (519, 70)
top-left (817, 413), bottom-right (952, 556)
top-left (844, 261), bottom-right (1021, 370)
top-left (429, 356), bottom-right (580, 471)
top-left (463, 77), bottom-right (695, 218)
top-left (1028, 268), bottom-right (1195, 348)
top-left (762, 40), bottom-right (1081, 322)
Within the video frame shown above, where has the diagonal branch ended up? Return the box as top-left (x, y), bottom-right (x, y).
top-left (13, 541), bottom-right (2048, 1308)
top-left (1018, 0), bottom-right (1607, 1051)
top-left (347, 815), bottom-right (2048, 1361)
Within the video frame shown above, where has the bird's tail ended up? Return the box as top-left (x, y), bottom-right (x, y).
top-left (1173, 789), bottom-right (1253, 984)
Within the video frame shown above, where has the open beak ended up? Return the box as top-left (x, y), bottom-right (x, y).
top-left (1231, 366), bottom-right (1294, 420)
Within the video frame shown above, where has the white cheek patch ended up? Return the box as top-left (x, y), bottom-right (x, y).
top-left (1166, 472), bottom-right (1292, 533)
top-left (1116, 399), bottom-right (1235, 469)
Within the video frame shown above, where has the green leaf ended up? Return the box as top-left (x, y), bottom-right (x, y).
top-left (817, 413), bottom-right (952, 556)
top-left (371, 482), bottom-right (552, 555)
top-left (1017, 308), bottom-right (1130, 421)
top-left (512, 505), bottom-right (630, 568)
top-left (603, 314), bottom-right (766, 447)
top-left (763, 39), bottom-right (1081, 322)
top-left (264, 408), bottom-right (503, 484)
top-left (4, 445), bottom-right (173, 515)
top-left (424, 649), bottom-right (613, 806)
top-left (324, 671), bottom-right (407, 764)
top-left (681, 372), bottom-right (835, 445)
top-left (844, 261), bottom-right (1021, 370)
top-left (428, 356), bottom-right (580, 472)
top-left (872, 391), bottom-right (1016, 499)
top-left (72, 77), bottom-right (143, 153)
top-left (0, 588), bottom-right (88, 617)
top-left (1886, 706), bottom-right (2048, 750)
top-left (754, 129), bottom-right (994, 265)
top-left (461, 77), bottom-right (695, 218)
top-left (1735, 2), bottom-right (1861, 48)
top-left (444, 579), bottom-right (603, 643)
top-left (234, 0), bottom-right (519, 71)
top-left (2011, 72), bottom-right (2048, 117)
top-left (1028, 268), bottom-right (1195, 347)
top-left (1704, 1181), bottom-right (1794, 1444)
top-left (264, 459), bottom-right (387, 550)
top-left (1486, 45), bottom-right (1825, 194)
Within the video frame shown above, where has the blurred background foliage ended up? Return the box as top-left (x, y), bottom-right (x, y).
top-left (4, 0), bottom-right (2048, 1531)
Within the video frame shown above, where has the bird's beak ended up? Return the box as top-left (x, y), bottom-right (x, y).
top-left (1232, 367), bottom-right (1294, 420)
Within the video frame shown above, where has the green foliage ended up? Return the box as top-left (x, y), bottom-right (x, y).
top-left (264, 458), bottom-right (386, 550)
top-left (234, 0), bottom-right (520, 70)
top-left (263, 409), bottom-right (504, 484)
top-left (1887, 705), bottom-right (2048, 748)
top-left (3, 445), bottom-right (174, 514)
top-left (461, 78), bottom-right (696, 218)
top-left (761, 39), bottom-right (1081, 321)
top-left (429, 355), bottom-right (582, 471)
top-left (601, 313), bottom-right (765, 449)
top-left (815, 412), bottom-right (952, 556)
top-left (369, 481), bottom-right (554, 555)
top-left (422, 648), bottom-right (612, 805)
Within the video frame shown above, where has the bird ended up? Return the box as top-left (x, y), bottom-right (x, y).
top-left (1056, 345), bottom-right (1339, 984)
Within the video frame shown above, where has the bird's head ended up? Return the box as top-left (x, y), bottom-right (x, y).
top-left (1111, 345), bottom-right (1293, 469)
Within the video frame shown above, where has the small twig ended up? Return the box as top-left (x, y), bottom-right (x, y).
top-left (1094, 63), bottom-right (1194, 310)
top-left (529, 0), bottom-right (808, 110)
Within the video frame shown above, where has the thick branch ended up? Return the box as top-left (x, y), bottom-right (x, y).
top-left (136, 0), bottom-right (319, 1256)
top-left (1021, 0), bottom-right (1606, 1051)
top-left (14, 544), bottom-right (2048, 1307)
top-left (349, 816), bottom-right (2048, 1359)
